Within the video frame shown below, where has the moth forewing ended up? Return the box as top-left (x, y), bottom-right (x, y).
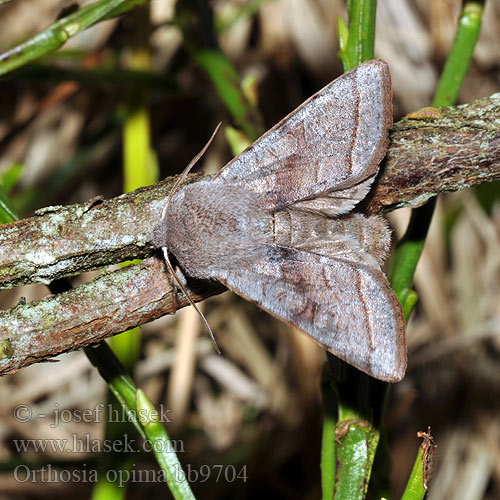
top-left (212, 60), bottom-right (392, 211)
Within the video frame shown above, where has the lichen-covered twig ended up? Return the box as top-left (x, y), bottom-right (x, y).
top-left (0, 257), bottom-right (224, 375)
top-left (368, 92), bottom-right (500, 214)
top-left (0, 174), bottom-right (203, 289)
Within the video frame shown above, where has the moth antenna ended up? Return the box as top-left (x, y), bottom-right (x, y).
top-left (161, 122), bottom-right (222, 221)
top-left (162, 247), bottom-right (222, 355)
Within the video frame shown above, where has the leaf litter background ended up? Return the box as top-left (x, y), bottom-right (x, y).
top-left (1, 0), bottom-right (500, 499)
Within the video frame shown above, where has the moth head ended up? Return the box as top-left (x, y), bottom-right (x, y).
top-left (151, 188), bottom-right (184, 251)
top-left (152, 216), bottom-right (169, 249)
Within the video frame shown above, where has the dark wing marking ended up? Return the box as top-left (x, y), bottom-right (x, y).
top-left (214, 60), bottom-right (392, 213)
top-left (216, 245), bottom-right (406, 382)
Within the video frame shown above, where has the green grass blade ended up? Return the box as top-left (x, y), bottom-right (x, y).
top-left (87, 343), bottom-right (197, 500)
top-left (0, 0), bottom-right (147, 76)
top-left (195, 49), bottom-right (264, 141)
top-left (136, 390), bottom-right (196, 500)
top-left (388, 202), bottom-right (435, 320)
top-left (433, 2), bottom-right (484, 107)
top-left (84, 343), bottom-right (146, 439)
top-left (400, 446), bottom-right (427, 500)
top-left (0, 184), bottom-right (19, 224)
top-left (321, 372), bottom-right (338, 500)
top-left (338, 0), bottom-right (377, 71)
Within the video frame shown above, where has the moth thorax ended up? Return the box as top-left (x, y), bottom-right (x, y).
top-left (165, 182), bottom-right (271, 279)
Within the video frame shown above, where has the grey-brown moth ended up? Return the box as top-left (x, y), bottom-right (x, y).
top-left (153, 60), bottom-right (407, 382)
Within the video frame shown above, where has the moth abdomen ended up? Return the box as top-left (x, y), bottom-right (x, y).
top-left (272, 209), bottom-right (390, 267)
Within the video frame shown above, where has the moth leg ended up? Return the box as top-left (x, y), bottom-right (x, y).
top-left (170, 265), bottom-right (188, 313)
top-left (161, 247), bottom-right (221, 354)
top-left (169, 273), bottom-right (178, 313)
top-left (174, 266), bottom-right (188, 286)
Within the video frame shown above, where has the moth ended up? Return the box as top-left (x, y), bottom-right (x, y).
top-left (153, 60), bottom-right (407, 382)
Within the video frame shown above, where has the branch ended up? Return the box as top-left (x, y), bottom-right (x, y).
top-left (0, 257), bottom-right (224, 375)
top-left (0, 177), bottom-right (188, 289)
top-left (368, 92), bottom-right (500, 214)
top-left (1, 92), bottom-right (499, 374)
